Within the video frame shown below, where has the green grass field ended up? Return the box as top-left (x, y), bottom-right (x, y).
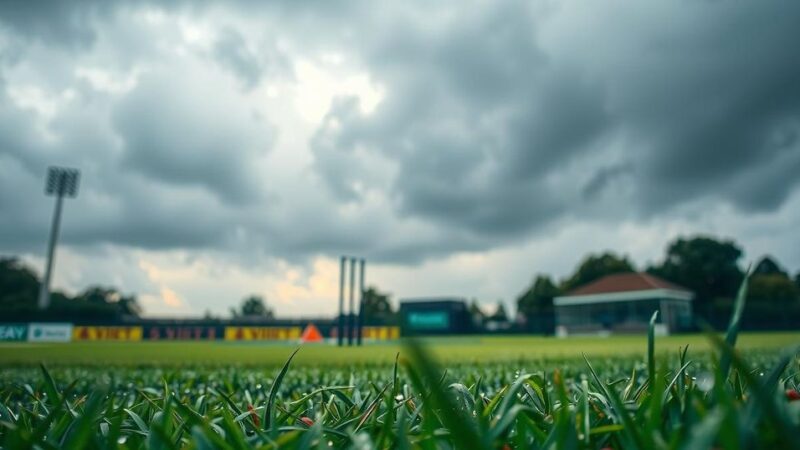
top-left (1, 331), bottom-right (798, 448)
top-left (0, 332), bottom-right (798, 367)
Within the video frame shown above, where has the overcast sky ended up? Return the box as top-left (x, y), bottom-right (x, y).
top-left (1, 1), bottom-right (799, 317)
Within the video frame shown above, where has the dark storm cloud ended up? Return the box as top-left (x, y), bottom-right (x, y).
top-left (0, 79), bottom-right (42, 173)
top-left (0, 86), bottom-right (242, 253)
top-left (311, 1), bottom-right (608, 236)
top-left (211, 27), bottom-right (292, 90)
top-left (0, 0), bottom-right (108, 47)
top-left (0, 177), bottom-right (236, 254)
top-left (311, 0), bottom-right (800, 243)
top-left (112, 73), bottom-right (271, 204)
top-left (212, 28), bottom-right (264, 89)
top-left (582, 164), bottom-right (633, 200)
top-left (593, 2), bottom-right (800, 214)
top-left (1, 0), bottom-right (800, 266)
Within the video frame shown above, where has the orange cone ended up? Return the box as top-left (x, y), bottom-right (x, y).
top-left (300, 324), bottom-right (324, 343)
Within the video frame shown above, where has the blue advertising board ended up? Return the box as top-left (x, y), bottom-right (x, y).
top-left (0, 324), bottom-right (28, 341)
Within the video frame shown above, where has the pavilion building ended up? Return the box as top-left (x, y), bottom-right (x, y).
top-left (553, 272), bottom-right (693, 336)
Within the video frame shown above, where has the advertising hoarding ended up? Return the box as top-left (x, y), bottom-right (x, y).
top-left (224, 327), bottom-right (302, 341)
top-left (28, 323), bottom-right (73, 342)
top-left (143, 325), bottom-right (222, 340)
top-left (72, 326), bottom-right (143, 341)
top-left (361, 326), bottom-right (400, 340)
top-left (407, 311), bottom-right (450, 329)
top-left (0, 324), bottom-right (28, 341)
top-left (399, 298), bottom-right (472, 336)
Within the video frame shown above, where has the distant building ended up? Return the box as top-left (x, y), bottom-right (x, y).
top-left (554, 273), bottom-right (693, 336)
top-left (399, 298), bottom-right (472, 336)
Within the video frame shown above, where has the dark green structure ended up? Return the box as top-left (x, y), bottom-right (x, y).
top-left (399, 298), bottom-right (472, 336)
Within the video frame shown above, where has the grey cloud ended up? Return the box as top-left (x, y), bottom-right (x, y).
top-left (579, 2), bottom-right (800, 213)
top-left (726, 133), bottom-right (800, 212)
top-left (0, 70), bottom-right (270, 256)
top-left (0, 83), bottom-right (43, 174)
top-left (311, 1), bottom-right (601, 239)
top-left (503, 70), bottom-right (611, 181)
top-left (66, 180), bottom-right (238, 250)
top-left (112, 74), bottom-right (272, 204)
top-left (309, 97), bottom-right (393, 201)
top-left (2, 0), bottom-right (800, 269)
top-left (582, 163), bottom-right (633, 200)
top-left (0, 151), bottom-right (252, 255)
top-left (212, 27), bottom-right (291, 90)
top-left (213, 28), bottom-right (263, 89)
top-left (0, 0), bottom-right (108, 48)
top-left (310, 0), bottom-right (800, 252)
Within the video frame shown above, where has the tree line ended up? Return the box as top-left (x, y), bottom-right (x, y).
top-left (299, 234), bottom-right (800, 332)
top-left (516, 235), bottom-right (800, 333)
top-left (0, 257), bottom-right (396, 323)
top-left (0, 258), bottom-right (142, 321)
top-left (2, 234), bottom-right (799, 329)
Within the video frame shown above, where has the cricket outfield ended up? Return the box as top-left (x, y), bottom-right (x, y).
top-left (0, 331), bottom-right (797, 367)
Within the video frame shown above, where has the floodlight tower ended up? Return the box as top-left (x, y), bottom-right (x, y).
top-left (37, 167), bottom-right (80, 310)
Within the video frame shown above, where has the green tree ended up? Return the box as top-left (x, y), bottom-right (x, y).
top-left (648, 235), bottom-right (743, 320)
top-left (562, 252), bottom-right (635, 291)
top-left (233, 295), bottom-right (274, 319)
top-left (749, 256), bottom-right (799, 325)
top-left (361, 286), bottom-right (395, 324)
top-left (468, 300), bottom-right (485, 328)
top-left (202, 309), bottom-right (221, 321)
top-left (0, 257), bottom-right (40, 307)
top-left (490, 302), bottom-right (508, 322)
top-left (748, 274), bottom-right (799, 303)
top-left (746, 272), bottom-right (800, 326)
top-left (753, 255), bottom-right (787, 277)
top-left (74, 286), bottom-right (142, 318)
top-left (1, 257), bottom-right (144, 320)
top-left (517, 275), bottom-right (559, 334)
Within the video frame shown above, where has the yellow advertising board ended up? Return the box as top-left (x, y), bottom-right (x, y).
top-left (73, 326), bottom-right (143, 341)
top-left (224, 327), bottom-right (302, 341)
top-left (362, 326), bottom-right (400, 340)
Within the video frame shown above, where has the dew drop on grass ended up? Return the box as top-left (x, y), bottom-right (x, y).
top-left (696, 373), bottom-right (714, 392)
top-left (117, 436), bottom-right (127, 444)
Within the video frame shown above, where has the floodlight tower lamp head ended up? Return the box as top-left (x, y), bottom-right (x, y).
top-left (45, 166), bottom-right (81, 198)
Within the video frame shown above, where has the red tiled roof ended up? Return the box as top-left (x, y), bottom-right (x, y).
top-left (567, 272), bottom-right (691, 296)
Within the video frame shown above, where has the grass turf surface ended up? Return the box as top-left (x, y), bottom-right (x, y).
top-left (0, 331), bottom-right (798, 448)
top-left (0, 332), bottom-right (797, 367)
